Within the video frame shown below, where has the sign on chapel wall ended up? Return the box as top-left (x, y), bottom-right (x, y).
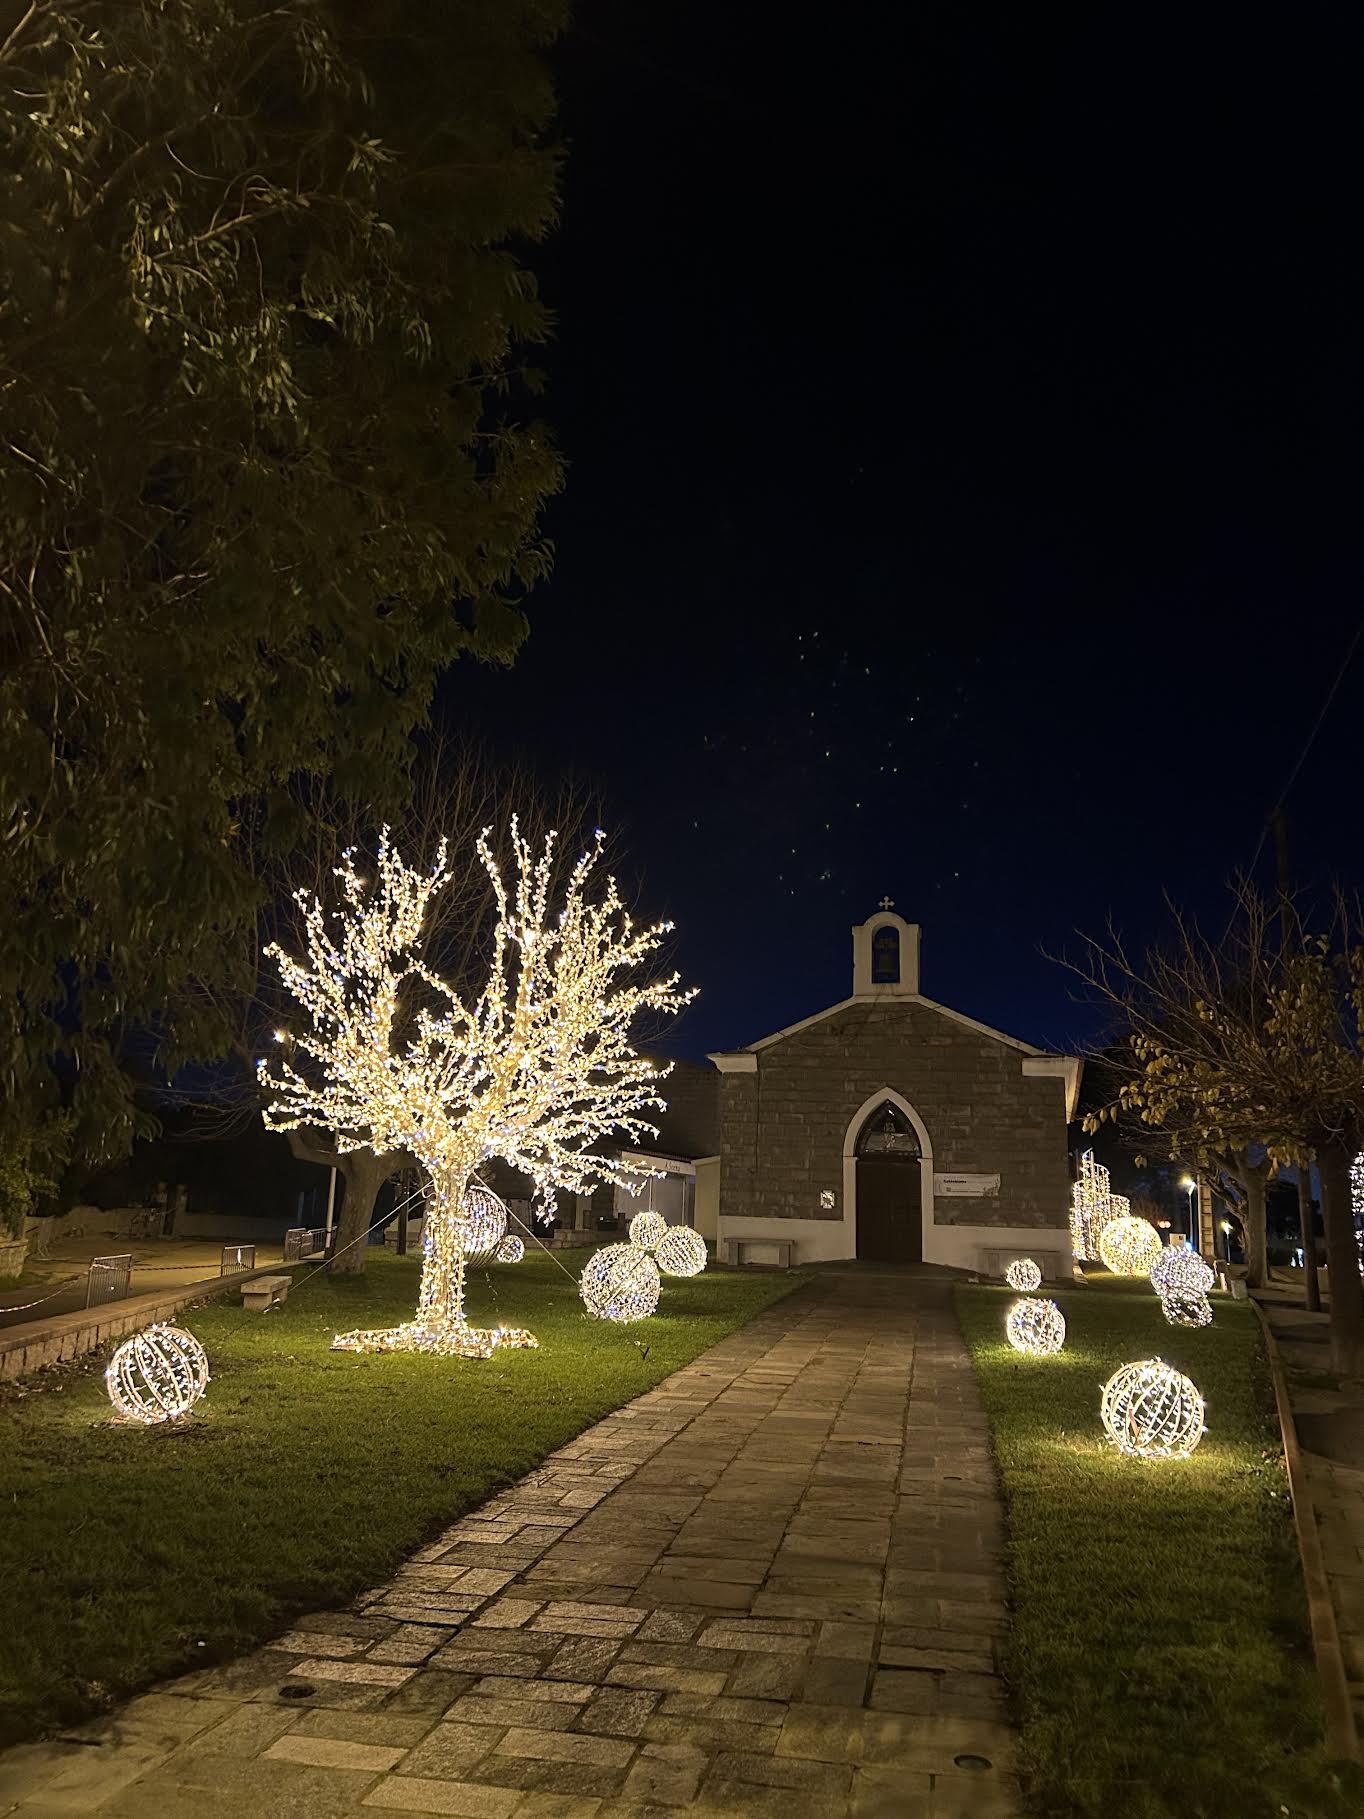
top-left (933, 1172), bottom-right (1001, 1198)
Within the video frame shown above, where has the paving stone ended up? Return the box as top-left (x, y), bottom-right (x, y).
top-left (704, 1749), bottom-right (853, 1795)
top-left (474, 1600), bottom-right (547, 1630)
top-left (370, 1627), bottom-right (456, 1665)
top-left (621, 1741), bottom-right (709, 1805)
top-left (572, 1688), bottom-right (661, 1737)
top-left (801, 1656), bottom-right (870, 1707)
top-left (495, 1729), bottom-right (635, 1768)
top-left (725, 1653), bottom-right (807, 1701)
top-left (509, 1795), bottom-right (604, 1818)
top-left (172, 1704), bottom-right (304, 1759)
top-left (635, 1611), bottom-right (707, 1644)
top-left (544, 1637), bottom-right (624, 1682)
top-left (400, 1721), bottom-right (510, 1777)
top-left (364, 1775), bottom-right (521, 1815)
top-left (605, 1663), bottom-right (729, 1696)
top-left (265, 1732), bottom-right (408, 1772)
top-left (383, 1670), bottom-right (481, 1716)
top-left (290, 1710), bottom-right (438, 1748)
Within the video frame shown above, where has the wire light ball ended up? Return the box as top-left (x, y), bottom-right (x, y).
top-left (1098, 1215), bottom-right (1163, 1277)
top-left (456, 1185), bottom-right (509, 1260)
top-left (106, 1324), bottom-right (210, 1425)
top-left (494, 1234), bottom-right (525, 1265)
top-left (1149, 1246), bottom-right (1215, 1299)
top-left (629, 1210), bottom-right (668, 1250)
top-left (1005, 1297), bottom-right (1066, 1356)
top-left (1100, 1359), bottom-right (1205, 1459)
top-left (1160, 1289), bottom-right (1213, 1329)
top-left (580, 1243), bottom-right (661, 1323)
top-left (655, 1224), bottom-right (708, 1278)
top-left (1005, 1257), bottom-right (1042, 1292)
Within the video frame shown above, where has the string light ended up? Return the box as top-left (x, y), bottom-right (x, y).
top-left (655, 1225), bottom-right (708, 1278)
top-left (1005, 1258), bottom-right (1042, 1292)
top-left (1149, 1245), bottom-right (1214, 1299)
top-left (259, 822), bottom-right (692, 1358)
top-left (1005, 1297), bottom-right (1066, 1356)
top-left (1100, 1359), bottom-right (1205, 1459)
top-left (1098, 1215), bottom-right (1162, 1277)
top-left (106, 1325), bottom-right (209, 1424)
top-left (495, 1234), bottom-right (525, 1264)
top-left (580, 1243), bottom-right (661, 1323)
top-left (1160, 1290), bottom-right (1213, 1328)
top-left (629, 1210), bottom-right (667, 1250)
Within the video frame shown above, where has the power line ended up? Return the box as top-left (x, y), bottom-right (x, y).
top-left (1247, 611), bottom-right (1364, 877)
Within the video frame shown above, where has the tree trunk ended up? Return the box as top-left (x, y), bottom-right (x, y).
top-left (414, 1170), bottom-right (470, 1330)
top-left (1317, 1140), bottom-right (1364, 1377)
top-left (326, 1150), bottom-right (397, 1276)
top-left (1241, 1173), bottom-right (1268, 1289)
top-left (1297, 1169), bottom-right (1321, 1313)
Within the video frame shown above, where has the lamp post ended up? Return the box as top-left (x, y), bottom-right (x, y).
top-left (1180, 1176), bottom-right (1198, 1251)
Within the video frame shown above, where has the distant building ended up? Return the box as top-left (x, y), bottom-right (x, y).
top-left (707, 908), bottom-right (1079, 1273)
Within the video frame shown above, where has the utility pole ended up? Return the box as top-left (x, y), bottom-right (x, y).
top-left (1274, 810), bottom-right (1322, 1312)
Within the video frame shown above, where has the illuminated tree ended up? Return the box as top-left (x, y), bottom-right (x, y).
top-left (260, 824), bottom-right (692, 1356)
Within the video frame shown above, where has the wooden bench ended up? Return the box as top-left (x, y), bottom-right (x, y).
top-left (241, 1274), bottom-right (292, 1312)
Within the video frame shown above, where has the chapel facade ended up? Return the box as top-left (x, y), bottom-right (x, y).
top-left (707, 908), bottom-right (1079, 1276)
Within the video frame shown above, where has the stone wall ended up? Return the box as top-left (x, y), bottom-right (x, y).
top-left (717, 999), bottom-right (1069, 1232)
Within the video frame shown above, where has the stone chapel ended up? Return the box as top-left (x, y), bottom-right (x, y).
top-left (707, 908), bottom-right (1080, 1276)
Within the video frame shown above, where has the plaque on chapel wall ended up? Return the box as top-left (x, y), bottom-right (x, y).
top-left (933, 1172), bottom-right (1001, 1198)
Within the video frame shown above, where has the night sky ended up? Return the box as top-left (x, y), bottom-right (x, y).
top-left (442, 3), bottom-right (1362, 1065)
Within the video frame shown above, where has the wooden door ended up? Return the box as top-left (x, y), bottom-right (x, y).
top-left (856, 1156), bottom-right (923, 1262)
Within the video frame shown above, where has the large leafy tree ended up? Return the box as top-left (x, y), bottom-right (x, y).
top-left (0, 0), bottom-right (566, 1161)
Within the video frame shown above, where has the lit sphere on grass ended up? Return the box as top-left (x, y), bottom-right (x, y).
top-left (1100, 1359), bottom-right (1205, 1459)
top-left (1098, 1215), bottom-right (1162, 1277)
top-left (1150, 1247), bottom-right (1215, 1298)
top-left (494, 1234), bottom-right (525, 1265)
top-left (1005, 1297), bottom-right (1066, 1356)
top-left (629, 1210), bottom-right (668, 1251)
top-left (457, 1186), bottom-right (508, 1260)
top-left (106, 1324), bottom-right (209, 1425)
top-left (580, 1243), bottom-right (661, 1323)
top-left (1160, 1289), bottom-right (1213, 1329)
top-left (1005, 1258), bottom-right (1042, 1292)
top-left (655, 1225), bottom-right (708, 1278)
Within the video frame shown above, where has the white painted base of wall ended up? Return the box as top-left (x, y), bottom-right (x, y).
top-left (717, 1213), bottom-right (1074, 1276)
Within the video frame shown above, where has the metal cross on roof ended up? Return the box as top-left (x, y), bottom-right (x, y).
top-left (878, 895), bottom-right (895, 910)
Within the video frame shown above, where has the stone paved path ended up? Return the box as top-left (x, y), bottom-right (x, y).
top-left (0, 1271), bottom-right (1019, 1818)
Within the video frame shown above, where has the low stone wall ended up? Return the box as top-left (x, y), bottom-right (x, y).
top-left (0, 1265), bottom-right (282, 1382)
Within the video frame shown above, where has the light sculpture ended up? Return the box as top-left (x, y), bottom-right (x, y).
top-left (1005, 1297), bottom-right (1066, 1356)
top-left (580, 1243), bottom-right (661, 1323)
top-left (494, 1234), bottom-right (525, 1264)
top-left (629, 1210), bottom-right (667, 1250)
top-left (1005, 1258), bottom-right (1042, 1292)
top-left (106, 1324), bottom-right (209, 1424)
top-left (1100, 1359), bottom-right (1205, 1459)
top-left (457, 1185), bottom-right (508, 1260)
top-left (1149, 1245), bottom-right (1215, 1299)
top-left (1070, 1150), bottom-right (1121, 1261)
top-left (260, 822), bottom-right (691, 1357)
top-left (1098, 1215), bottom-right (1162, 1277)
top-left (655, 1224), bottom-right (708, 1278)
top-left (1161, 1290), bottom-right (1213, 1328)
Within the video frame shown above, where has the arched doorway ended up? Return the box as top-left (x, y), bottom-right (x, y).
top-left (855, 1101), bottom-right (923, 1262)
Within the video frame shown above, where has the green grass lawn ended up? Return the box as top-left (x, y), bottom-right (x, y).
top-left (0, 1248), bottom-right (797, 1747)
top-left (956, 1276), bottom-right (1364, 1819)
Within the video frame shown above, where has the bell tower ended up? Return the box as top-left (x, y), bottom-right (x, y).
top-left (851, 900), bottom-right (920, 998)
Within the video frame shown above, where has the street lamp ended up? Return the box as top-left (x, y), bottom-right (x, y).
top-left (1180, 1176), bottom-right (1198, 1250)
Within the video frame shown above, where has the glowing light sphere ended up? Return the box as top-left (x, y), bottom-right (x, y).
top-left (655, 1225), bottom-right (708, 1278)
top-left (1098, 1215), bottom-right (1162, 1277)
top-left (106, 1324), bottom-right (209, 1425)
top-left (457, 1186), bottom-right (508, 1260)
top-left (1005, 1297), bottom-right (1066, 1356)
top-left (629, 1210), bottom-right (668, 1250)
top-left (1100, 1359), bottom-right (1205, 1459)
top-left (1150, 1246), bottom-right (1215, 1298)
top-left (1005, 1258), bottom-right (1042, 1292)
top-left (580, 1243), bottom-right (661, 1323)
top-left (494, 1234), bottom-right (525, 1264)
top-left (1160, 1289), bottom-right (1213, 1329)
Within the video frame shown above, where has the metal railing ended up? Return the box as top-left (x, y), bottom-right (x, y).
top-left (220, 1244), bottom-right (257, 1275)
top-left (86, 1252), bottom-right (133, 1308)
top-left (282, 1227), bottom-right (327, 1263)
